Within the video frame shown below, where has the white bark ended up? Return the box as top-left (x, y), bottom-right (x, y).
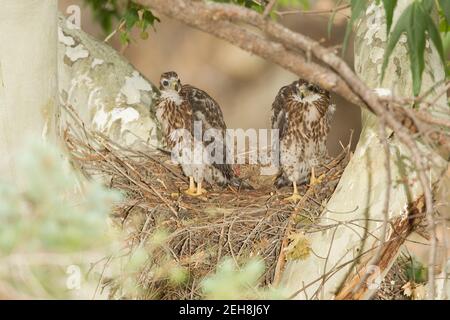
top-left (58, 16), bottom-right (160, 150)
top-left (0, 0), bottom-right (58, 179)
top-left (280, 0), bottom-right (449, 299)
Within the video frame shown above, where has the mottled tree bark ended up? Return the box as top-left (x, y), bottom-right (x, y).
top-left (58, 16), bottom-right (160, 149)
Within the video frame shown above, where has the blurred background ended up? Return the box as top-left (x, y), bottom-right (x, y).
top-left (58, 0), bottom-right (361, 156)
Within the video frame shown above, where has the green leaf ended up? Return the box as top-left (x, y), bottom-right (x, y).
top-left (443, 31), bottom-right (450, 56)
top-left (382, 1), bottom-right (446, 96)
top-left (84, 0), bottom-right (121, 33)
top-left (424, 10), bottom-right (446, 66)
top-left (406, 258), bottom-right (428, 283)
top-left (382, 0), bottom-right (398, 36)
top-left (421, 0), bottom-right (434, 12)
top-left (142, 9), bottom-right (161, 30)
top-left (124, 8), bottom-right (139, 31)
top-left (327, 0), bottom-right (344, 38)
top-left (120, 31), bottom-right (130, 45)
top-left (343, 0), bottom-right (367, 56)
top-left (439, 0), bottom-right (450, 25)
top-left (277, 0), bottom-right (310, 10)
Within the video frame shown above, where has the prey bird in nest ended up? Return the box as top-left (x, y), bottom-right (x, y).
top-left (272, 79), bottom-right (336, 201)
top-left (156, 71), bottom-right (252, 196)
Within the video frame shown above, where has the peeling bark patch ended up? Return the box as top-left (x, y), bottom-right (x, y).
top-left (93, 106), bottom-right (140, 132)
top-left (364, 3), bottom-right (386, 46)
top-left (111, 107), bottom-right (140, 125)
top-left (58, 27), bottom-right (75, 46)
top-left (393, 57), bottom-right (402, 77)
top-left (91, 58), bottom-right (104, 69)
top-left (120, 71), bottom-right (152, 105)
top-left (370, 47), bottom-right (384, 64)
top-left (92, 106), bottom-right (109, 130)
top-left (66, 44), bottom-right (89, 62)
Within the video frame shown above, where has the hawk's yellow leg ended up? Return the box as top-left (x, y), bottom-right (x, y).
top-left (309, 167), bottom-right (324, 186)
top-left (284, 181), bottom-right (302, 202)
top-left (196, 181), bottom-right (207, 196)
top-left (184, 177), bottom-right (197, 196)
top-left (184, 178), bottom-right (207, 197)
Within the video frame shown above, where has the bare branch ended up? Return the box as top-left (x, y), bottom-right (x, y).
top-left (262, 0), bottom-right (277, 18)
top-left (139, 0), bottom-right (361, 106)
top-left (276, 3), bottom-right (350, 17)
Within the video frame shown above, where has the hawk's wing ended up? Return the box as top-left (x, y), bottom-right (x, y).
top-left (180, 84), bottom-right (235, 181)
top-left (271, 82), bottom-right (297, 139)
top-left (181, 84), bottom-right (226, 131)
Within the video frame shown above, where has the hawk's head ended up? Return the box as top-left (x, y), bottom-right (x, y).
top-left (294, 79), bottom-right (329, 102)
top-left (160, 71), bottom-right (182, 92)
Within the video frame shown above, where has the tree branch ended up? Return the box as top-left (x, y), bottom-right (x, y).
top-left (139, 0), bottom-right (362, 106)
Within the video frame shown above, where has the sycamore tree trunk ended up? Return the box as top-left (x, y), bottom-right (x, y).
top-left (0, 1), bottom-right (160, 179)
top-left (57, 15), bottom-right (160, 149)
top-left (280, 0), bottom-right (449, 299)
top-left (0, 0), bottom-right (58, 180)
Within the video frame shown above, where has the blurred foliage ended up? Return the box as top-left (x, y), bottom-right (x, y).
top-left (83, 0), bottom-right (309, 44)
top-left (0, 142), bottom-right (127, 299)
top-left (0, 142), bottom-right (184, 299)
top-left (0, 142), bottom-right (121, 255)
top-left (108, 228), bottom-right (188, 299)
top-left (213, 0), bottom-right (264, 11)
top-left (212, 0), bottom-right (309, 13)
top-left (201, 257), bottom-right (286, 299)
top-left (83, 0), bottom-right (120, 33)
top-left (405, 257), bottom-right (428, 284)
top-left (84, 0), bottom-right (160, 45)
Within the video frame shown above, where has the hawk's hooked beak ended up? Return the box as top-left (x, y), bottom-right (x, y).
top-left (170, 80), bottom-right (180, 91)
top-left (298, 87), bottom-right (306, 99)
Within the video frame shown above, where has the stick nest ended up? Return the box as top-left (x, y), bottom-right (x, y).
top-left (63, 106), bottom-right (351, 299)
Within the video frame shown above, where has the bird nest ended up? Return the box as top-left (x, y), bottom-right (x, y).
top-left (63, 106), bottom-right (352, 299)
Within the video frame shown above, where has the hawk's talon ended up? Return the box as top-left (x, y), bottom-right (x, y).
top-left (184, 177), bottom-right (197, 196)
top-left (196, 181), bottom-right (207, 196)
top-left (184, 187), bottom-right (207, 197)
top-left (283, 181), bottom-right (302, 202)
top-left (309, 167), bottom-right (324, 186)
top-left (184, 189), bottom-right (200, 196)
top-left (284, 192), bottom-right (302, 202)
top-left (184, 177), bottom-right (206, 197)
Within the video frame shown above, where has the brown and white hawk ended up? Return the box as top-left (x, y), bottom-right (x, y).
top-left (272, 79), bottom-right (335, 201)
top-left (155, 71), bottom-right (251, 196)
